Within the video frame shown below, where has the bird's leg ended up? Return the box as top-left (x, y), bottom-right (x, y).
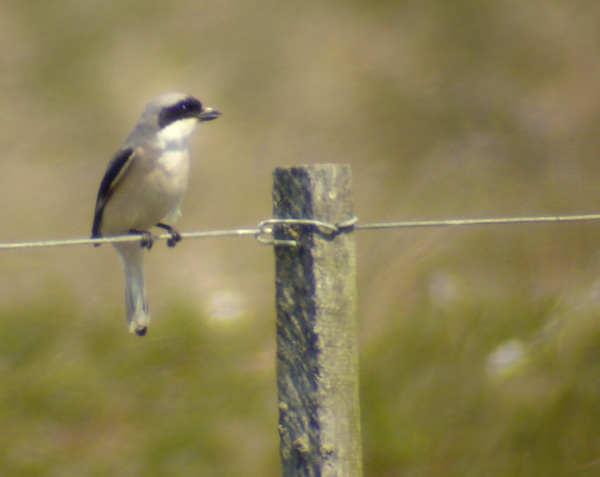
top-left (156, 223), bottom-right (182, 248)
top-left (129, 229), bottom-right (153, 250)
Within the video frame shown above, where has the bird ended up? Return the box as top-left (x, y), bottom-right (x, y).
top-left (91, 93), bottom-right (220, 336)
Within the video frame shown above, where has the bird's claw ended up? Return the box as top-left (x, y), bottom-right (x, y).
top-left (167, 229), bottom-right (182, 248)
top-left (141, 232), bottom-right (153, 249)
top-left (156, 223), bottom-right (182, 248)
top-left (130, 229), bottom-right (153, 249)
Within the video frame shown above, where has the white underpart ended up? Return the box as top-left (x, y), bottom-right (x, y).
top-left (157, 117), bottom-right (198, 146)
top-left (100, 118), bottom-right (198, 235)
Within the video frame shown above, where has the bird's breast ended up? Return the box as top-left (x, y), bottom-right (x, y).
top-left (149, 148), bottom-right (190, 208)
top-left (100, 148), bottom-right (190, 235)
top-left (157, 148), bottom-right (190, 184)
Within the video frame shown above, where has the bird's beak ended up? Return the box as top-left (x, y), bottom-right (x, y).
top-left (197, 107), bottom-right (221, 122)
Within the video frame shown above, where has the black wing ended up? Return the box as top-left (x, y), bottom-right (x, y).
top-left (91, 147), bottom-right (136, 240)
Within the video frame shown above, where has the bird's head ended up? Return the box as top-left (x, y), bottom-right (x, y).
top-left (133, 93), bottom-right (221, 145)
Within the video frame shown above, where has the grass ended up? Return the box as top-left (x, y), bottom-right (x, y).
top-left (2, 292), bottom-right (600, 475)
top-left (0, 298), bottom-right (279, 476)
top-left (361, 296), bottom-right (600, 476)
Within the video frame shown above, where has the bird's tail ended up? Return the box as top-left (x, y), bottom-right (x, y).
top-left (114, 241), bottom-right (149, 336)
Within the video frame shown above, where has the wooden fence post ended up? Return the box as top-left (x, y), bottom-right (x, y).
top-left (272, 164), bottom-right (362, 476)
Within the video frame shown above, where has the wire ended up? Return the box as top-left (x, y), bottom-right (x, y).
top-left (1, 213), bottom-right (600, 251)
top-left (353, 214), bottom-right (600, 230)
top-left (0, 229), bottom-right (260, 251)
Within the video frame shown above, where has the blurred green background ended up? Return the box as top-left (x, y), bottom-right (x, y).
top-left (1, 0), bottom-right (600, 475)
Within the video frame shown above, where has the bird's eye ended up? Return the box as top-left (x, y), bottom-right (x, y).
top-left (158, 97), bottom-right (203, 129)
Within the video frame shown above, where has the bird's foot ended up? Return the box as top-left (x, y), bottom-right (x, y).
top-left (130, 229), bottom-right (154, 249)
top-left (156, 223), bottom-right (182, 248)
